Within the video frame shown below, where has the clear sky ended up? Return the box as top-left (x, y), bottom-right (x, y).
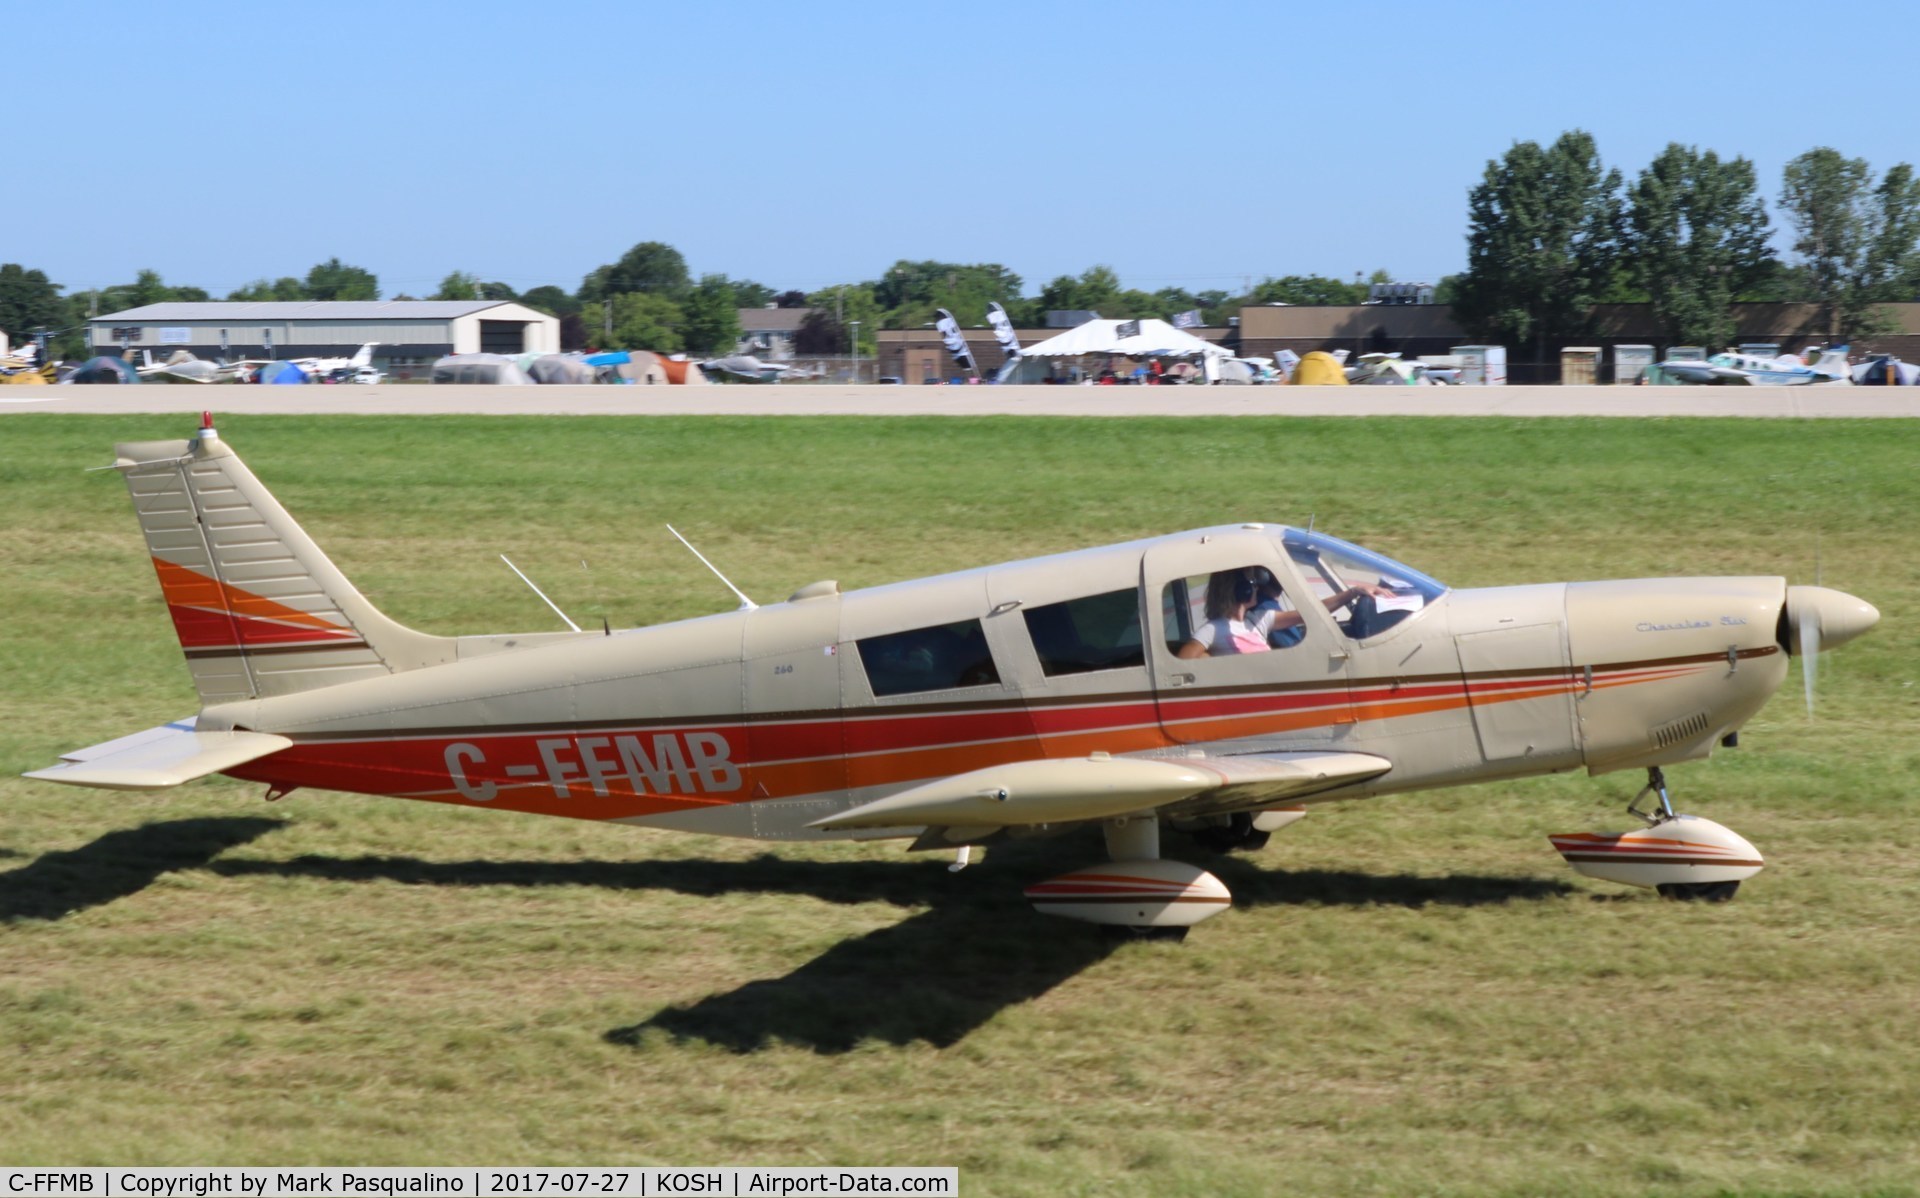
top-left (20, 0), bottom-right (1916, 301)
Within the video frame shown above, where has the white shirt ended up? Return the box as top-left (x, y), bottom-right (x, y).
top-left (1190, 609), bottom-right (1279, 655)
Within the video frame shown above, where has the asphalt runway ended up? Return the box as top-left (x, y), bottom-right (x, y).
top-left (5, 383), bottom-right (1919, 417)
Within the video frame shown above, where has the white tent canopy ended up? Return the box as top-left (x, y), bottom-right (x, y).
top-left (996, 318), bottom-right (1229, 383)
top-left (1013, 318), bottom-right (1229, 359)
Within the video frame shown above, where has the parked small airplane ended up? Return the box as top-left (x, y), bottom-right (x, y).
top-left (291, 342), bottom-right (380, 379)
top-left (137, 349), bottom-right (221, 384)
top-left (24, 417), bottom-right (1879, 935)
top-left (1658, 346), bottom-right (1851, 386)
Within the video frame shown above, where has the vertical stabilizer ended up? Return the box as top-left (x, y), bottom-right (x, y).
top-left (114, 419), bottom-right (452, 705)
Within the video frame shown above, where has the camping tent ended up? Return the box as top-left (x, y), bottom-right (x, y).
top-left (430, 354), bottom-right (534, 385)
top-left (1292, 351), bottom-right (1349, 386)
top-left (69, 356), bottom-right (140, 384)
top-left (258, 361), bottom-right (308, 385)
top-left (526, 354), bottom-right (598, 384)
top-left (995, 319), bottom-right (1229, 383)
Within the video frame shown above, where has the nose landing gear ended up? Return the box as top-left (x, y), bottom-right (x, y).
top-left (1549, 767), bottom-right (1764, 901)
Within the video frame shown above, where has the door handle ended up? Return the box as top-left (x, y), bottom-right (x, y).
top-left (1167, 672), bottom-right (1196, 687)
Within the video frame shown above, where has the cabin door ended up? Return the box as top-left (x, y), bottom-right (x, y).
top-left (1143, 530), bottom-right (1356, 748)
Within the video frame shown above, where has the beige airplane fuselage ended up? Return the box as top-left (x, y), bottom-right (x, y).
top-left (189, 523), bottom-right (1791, 843)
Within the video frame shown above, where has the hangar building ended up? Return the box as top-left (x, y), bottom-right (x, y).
top-left (89, 301), bottom-right (561, 375)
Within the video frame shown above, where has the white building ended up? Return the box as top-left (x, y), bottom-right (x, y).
top-left (90, 301), bottom-right (560, 377)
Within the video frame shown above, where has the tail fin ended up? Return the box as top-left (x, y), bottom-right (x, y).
top-left (350, 342), bottom-right (379, 368)
top-left (115, 416), bottom-right (452, 706)
top-left (1809, 345), bottom-right (1851, 379)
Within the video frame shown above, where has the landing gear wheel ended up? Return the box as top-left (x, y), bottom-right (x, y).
top-left (1190, 812), bottom-right (1271, 854)
top-left (1656, 880), bottom-right (1741, 902)
top-left (1100, 924), bottom-right (1190, 942)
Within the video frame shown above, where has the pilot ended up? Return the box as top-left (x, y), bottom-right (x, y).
top-left (1177, 569), bottom-right (1280, 658)
top-left (1179, 567), bottom-right (1397, 658)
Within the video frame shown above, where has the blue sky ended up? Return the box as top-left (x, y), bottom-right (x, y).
top-left (22, 0), bottom-right (1916, 300)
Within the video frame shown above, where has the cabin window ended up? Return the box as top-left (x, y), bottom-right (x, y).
top-left (1022, 589), bottom-right (1144, 677)
top-left (1161, 565), bottom-right (1305, 656)
top-left (857, 619), bottom-right (1001, 697)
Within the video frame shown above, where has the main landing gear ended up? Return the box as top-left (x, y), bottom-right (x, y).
top-left (1023, 815), bottom-right (1233, 935)
top-left (1548, 767), bottom-right (1764, 902)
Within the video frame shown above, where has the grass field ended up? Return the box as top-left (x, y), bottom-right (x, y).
top-left (3, 414), bottom-right (1918, 1196)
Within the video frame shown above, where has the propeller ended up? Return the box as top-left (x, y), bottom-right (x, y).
top-left (1782, 585), bottom-right (1879, 717)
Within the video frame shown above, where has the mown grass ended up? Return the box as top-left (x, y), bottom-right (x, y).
top-left (2, 414), bottom-right (1918, 1195)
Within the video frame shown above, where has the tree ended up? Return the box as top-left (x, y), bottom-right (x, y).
top-left (804, 283), bottom-right (881, 354)
top-left (579, 291), bottom-right (682, 351)
top-left (774, 290), bottom-right (810, 309)
top-left (1451, 130), bottom-right (1623, 373)
top-left (1246, 275), bottom-right (1368, 306)
top-left (0, 263), bottom-right (65, 352)
top-left (1780, 147), bottom-right (1920, 340)
top-left (728, 279), bottom-right (776, 309)
top-left (1624, 143), bottom-right (1774, 348)
top-left (228, 277), bottom-right (306, 302)
top-left (582, 241), bottom-right (690, 300)
top-left (303, 258), bottom-right (378, 301)
top-left (519, 285), bottom-right (579, 317)
top-left (792, 309), bottom-right (844, 356)
top-left (875, 260), bottom-right (1025, 329)
top-left (680, 274), bottom-right (741, 356)
top-left (433, 271), bottom-right (480, 301)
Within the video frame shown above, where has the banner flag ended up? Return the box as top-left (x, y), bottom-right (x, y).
top-left (1172, 309), bottom-right (1203, 329)
top-left (1116, 319), bottom-right (1142, 339)
top-left (934, 308), bottom-right (975, 372)
top-left (986, 301), bottom-right (1022, 359)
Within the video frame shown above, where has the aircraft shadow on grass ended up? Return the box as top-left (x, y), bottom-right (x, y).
top-left (204, 834), bottom-right (1572, 1055)
top-left (0, 816), bottom-right (286, 923)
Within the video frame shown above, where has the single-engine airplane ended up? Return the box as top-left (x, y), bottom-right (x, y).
top-left (25, 416), bottom-right (1880, 936)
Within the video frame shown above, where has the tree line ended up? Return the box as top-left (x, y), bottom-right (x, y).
top-left (4, 137), bottom-right (1916, 363)
top-left (1452, 132), bottom-right (1920, 361)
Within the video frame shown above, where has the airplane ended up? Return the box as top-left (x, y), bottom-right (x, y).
top-left (700, 353), bottom-right (795, 383)
top-left (290, 342), bottom-right (380, 380)
top-left (22, 415), bottom-right (1880, 937)
top-left (137, 349), bottom-right (221, 384)
top-left (1657, 346), bottom-right (1851, 386)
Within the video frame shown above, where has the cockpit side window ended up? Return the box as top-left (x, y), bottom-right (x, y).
top-left (1162, 565), bottom-right (1307, 657)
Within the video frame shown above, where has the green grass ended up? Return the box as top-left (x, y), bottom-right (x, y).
top-left (3, 414), bottom-right (1919, 1194)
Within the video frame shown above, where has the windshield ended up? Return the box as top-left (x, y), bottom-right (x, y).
top-left (1281, 529), bottom-right (1447, 639)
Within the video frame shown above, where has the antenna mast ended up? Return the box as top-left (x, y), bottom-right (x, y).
top-left (667, 525), bottom-right (758, 610)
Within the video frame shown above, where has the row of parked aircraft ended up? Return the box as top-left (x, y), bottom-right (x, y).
top-left (135, 343), bottom-right (383, 385)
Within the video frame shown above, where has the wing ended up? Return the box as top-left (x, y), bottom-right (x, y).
top-left (809, 750), bottom-right (1391, 833)
top-left (24, 718), bottom-right (292, 791)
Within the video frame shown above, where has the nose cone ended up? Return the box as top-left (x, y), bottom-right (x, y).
top-left (1785, 586), bottom-right (1880, 653)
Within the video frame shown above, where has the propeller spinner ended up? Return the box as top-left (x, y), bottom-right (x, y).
top-left (1782, 585), bottom-right (1880, 715)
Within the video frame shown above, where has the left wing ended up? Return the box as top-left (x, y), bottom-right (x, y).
top-left (810, 751), bottom-right (1391, 833)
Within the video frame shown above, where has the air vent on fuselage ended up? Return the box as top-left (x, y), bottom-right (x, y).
top-left (1652, 711), bottom-right (1711, 749)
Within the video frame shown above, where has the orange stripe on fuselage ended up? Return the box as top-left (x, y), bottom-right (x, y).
top-left (222, 659), bottom-right (1717, 822)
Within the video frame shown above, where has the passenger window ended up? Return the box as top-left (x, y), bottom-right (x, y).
top-left (858, 619), bottom-right (1001, 697)
top-left (1022, 589), bottom-right (1144, 677)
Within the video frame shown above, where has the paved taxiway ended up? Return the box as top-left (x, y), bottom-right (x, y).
top-left (5, 383), bottom-right (1919, 417)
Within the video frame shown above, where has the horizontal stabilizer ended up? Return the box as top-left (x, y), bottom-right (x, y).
top-left (24, 718), bottom-right (292, 791)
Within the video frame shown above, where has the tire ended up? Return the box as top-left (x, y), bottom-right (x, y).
top-left (1656, 880), bottom-right (1741, 902)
